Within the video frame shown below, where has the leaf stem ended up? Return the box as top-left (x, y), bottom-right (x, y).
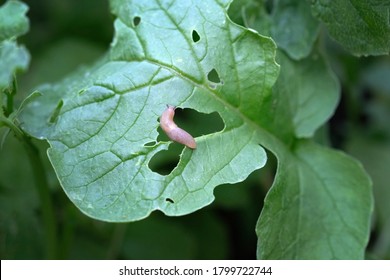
top-left (3, 78), bottom-right (17, 117)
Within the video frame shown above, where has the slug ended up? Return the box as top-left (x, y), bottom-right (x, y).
top-left (160, 105), bottom-right (197, 149)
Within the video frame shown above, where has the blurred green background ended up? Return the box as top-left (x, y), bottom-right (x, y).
top-left (1, 0), bottom-right (390, 259)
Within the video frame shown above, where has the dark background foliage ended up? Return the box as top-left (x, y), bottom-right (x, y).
top-left (1, 0), bottom-right (389, 259)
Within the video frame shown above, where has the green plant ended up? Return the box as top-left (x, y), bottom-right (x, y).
top-left (1, 0), bottom-right (389, 259)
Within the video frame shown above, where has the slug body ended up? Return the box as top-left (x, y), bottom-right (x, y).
top-left (160, 105), bottom-right (197, 149)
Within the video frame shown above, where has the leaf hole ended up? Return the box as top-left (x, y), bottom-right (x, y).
top-left (165, 198), bottom-right (174, 203)
top-left (144, 141), bottom-right (156, 147)
top-left (207, 68), bottom-right (221, 84)
top-left (148, 145), bottom-right (181, 175)
top-left (192, 30), bottom-right (200, 43)
top-left (133, 16), bottom-right (141, 27)
top-left (208, 84), bottom-right (217, 90)
top-left (149, 108), bottom-right (224, 175)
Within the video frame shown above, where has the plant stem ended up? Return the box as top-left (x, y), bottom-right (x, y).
top-left (2, 75), bottom-right (57, 258)
top-left (2, 89), bottom-right (58, 258)
top-left (22, 135), bottom-right (58, 259)
top-left (3, 78), bottom-right (17, 117)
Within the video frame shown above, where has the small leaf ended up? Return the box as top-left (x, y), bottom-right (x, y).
top-left (270, 0), bottom-right (320, 60)
top-left (0, 0), bottom-right (29, 41)
top-left (0, 40), bottom-right (30, 91)
top-left (259, 50), bottom-right (340, 142)
top-left (0, 1), bottom-right (30, 91)
top-left (311, 0), bottom-right (390, 56)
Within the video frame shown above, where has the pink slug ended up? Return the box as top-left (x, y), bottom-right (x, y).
top-left (160, 105), bottom-right (197, 149)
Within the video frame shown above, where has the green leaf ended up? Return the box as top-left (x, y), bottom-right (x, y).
top-left (0, 0), bottom-right (29, 91)
top-left (259, 50), bottom-right (340, 142)
top-left (20, 0), bottom-right (278, 222)
top-left (234, 0), bottom-right (271, 37)
top-left (311, 0), bottom-right (390, 56)
top-left (270, 0), bottom-right (320, 60)
top-left (256, 140), bottom-right (373, 259)
top-left (0, 0), bottom-right (29, 41)
top-left (0, 40), bottom-right (29, 91)
top-left (229, 0), bottom-right (320, 60)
